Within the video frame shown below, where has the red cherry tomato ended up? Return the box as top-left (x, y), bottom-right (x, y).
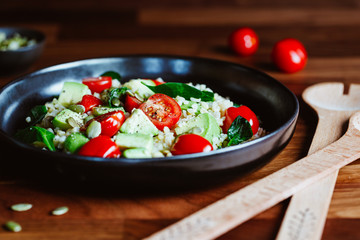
top-left (139, 93), bottom-right (181, 131)
top-left (78, 95), bottom-right (103, 112)
top-left (124, 94), bottom-right (143, 113)
top-left (222, 106), bottom-right (259, 135)
top-left (152, 79), bottom-right (165, 86)
top-left (229, 27), bottom-right (259, 56)
top-left (82, 76), bottom-right (112, 93)
top-left (171, 134), bottom-right (213, 156)
top-left (78, 135), bottom-right (120, 158)
top-left (271, 38), bottom-right (307, 73)
top-left (84, 110), bottom-right (125, 137)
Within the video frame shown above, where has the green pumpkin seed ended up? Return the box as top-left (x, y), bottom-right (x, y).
top-left (111, 98), bottom-right (121, 107)
top-left (84, 115), bottom-right (95, 123)
top-left (52, 206), bottom-right (69, 216)
top-left (68, 104), bottom-right (86, 114)
top-left (10, 203), bottom-right (33, 212)
top-left (67, 117), bottom-right (81, 128)
top-left (86, 120), bottom-right (101, 139)
top-left (4, 221), bottom-right (22, 232)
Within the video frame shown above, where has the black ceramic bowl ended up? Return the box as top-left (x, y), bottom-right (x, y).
top-left (0, 55), bottom-right (298, 188)
top-left (0, 27), bottom-right (45, 75)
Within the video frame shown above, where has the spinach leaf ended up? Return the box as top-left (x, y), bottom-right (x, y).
top-left (15, 126), bottom-right (56, 151)
top-left (143, 82), bottom-right (214, 102)
top-left (101, 71), bottom-right (122, 81)
top-left (226, 116), bottom-right (253, 146)
top-left (108, 87), bottom-right (128, 107)
top-left (27, 105), bottom-right (47, 125)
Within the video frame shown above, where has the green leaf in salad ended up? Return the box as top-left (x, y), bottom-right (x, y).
top-left (101, 71), bottom-right (122, 81)
top-left (15, 126), bottom-right (56, 151)
top-left (226, 116), bottom-right (253, 146)
top-left (108, 87), bottom-right (128, 107)
top-left (143, 82), bottom-right (215, 102)
top-left (27, 105), bottom-right (47, 125)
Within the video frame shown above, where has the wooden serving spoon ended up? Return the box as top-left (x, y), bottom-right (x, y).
top-left (144, 111), bottom-right (360, 240)
top-left (277, 82), bottom-right (360, 240)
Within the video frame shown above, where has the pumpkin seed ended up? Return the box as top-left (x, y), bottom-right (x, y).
top-left (11, 203), bottom-right (33, 212)
top-left (4, 221), bottom-right (22, 232)
top-left (68, 104), bottom-right (86, 114)
top-left (86, 120), bottom-right (101, 139)
top-left (67, 117), bottom-right (81, 128)
top-left (51, 206), bottom-right (69, 216)
top-left (111, 98), bottom-right (121, 107)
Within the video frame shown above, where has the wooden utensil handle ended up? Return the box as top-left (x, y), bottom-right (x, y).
top-left (276, 110), bottom-right (352, 240)
top-left (144, 124), bottom-right (360, 240)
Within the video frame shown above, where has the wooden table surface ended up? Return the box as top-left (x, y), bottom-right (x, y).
top-left (1, 1), bottom-right (360, 239)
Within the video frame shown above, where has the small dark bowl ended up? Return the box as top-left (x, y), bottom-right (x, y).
top-left (0, 27), bottom-right (45, 75)
top-left (0, 55), bottom-right (298, 188)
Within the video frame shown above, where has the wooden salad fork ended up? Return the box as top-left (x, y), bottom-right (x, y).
top-left (144, 111), bottom-right (360, 240)
top-left (276, 82), bottom-right (360, 240)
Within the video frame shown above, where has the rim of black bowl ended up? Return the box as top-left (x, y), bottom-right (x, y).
top-left (0, 54), bottom-right (299, 166)
top-left (0, 27), bottom-right (46, 51)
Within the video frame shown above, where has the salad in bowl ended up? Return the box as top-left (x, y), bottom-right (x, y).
top-left (15, 71), bottom-right (265, 159)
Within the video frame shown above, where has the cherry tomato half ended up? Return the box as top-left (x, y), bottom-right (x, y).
top-left (84, 110), bottom-right (125, 137)
top-left (78, 135), bottom-right (120, 158)
top-left (139, 93), bottom-right (181, 131)
top-left (222, 106), bottom-right (259, 135)
top-left (271, 38), bottom-right (308, 73)
top-left (78, 94), bottom-right (103, 112)
top-left (171, 134), bottom-right (213, 156)
top-left (82, 76), bottom-right (112, 93)
top-left (124, 94), bottom-right (143, 113)
top-left (229, 27), bottom-right (259, 56)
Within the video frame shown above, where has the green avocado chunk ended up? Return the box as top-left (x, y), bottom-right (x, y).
top-left (123, 79), bottom-right (155, 101)
top-left (64, 133), bottom-right (89, 153)
top-left (92, 106), bottom-right (125, 116)
top-left (115, 133), bottom-right (153, 151)
top-left (58, 82), bottom-right (90, 107)
top-left (120, 109), bottom-right (158, 136)
top-left (174, 113), bottom-right (220, 144)
top-left (52, 109), bottom-right (84, 130)
top-left (123, 148), bottom-right (152, 158)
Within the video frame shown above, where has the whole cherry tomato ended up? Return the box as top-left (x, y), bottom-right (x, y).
top-left (124, 94), bottom-right (143, 113)
top-left (82, 76), bottom-right (112, 93)
top-left (271, 38), bottom-right (308, 73)
top-left (84, 110), bottom-right (125, 137)
top-left (78, 135), bottom-right (120, 158)
top-left (78, 94), bottom-right (103, 112)
top-left (228, 27), bottom-right (259, 56)
top-left (222, 106), bottom-right (259, 135)
top-left (139, 93), bottom-right (181, 131)
top-left (171, 134), bottom-right (213, 156)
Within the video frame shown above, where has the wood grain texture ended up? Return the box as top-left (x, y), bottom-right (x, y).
top-left (1, 1), bottom-right (360, 239)
top-left (277, 83), bottom-right (360, 240)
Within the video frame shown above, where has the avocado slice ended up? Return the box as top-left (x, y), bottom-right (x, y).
top-left (123, 79), bottom-right (155, 101)
top-left (58, 82), bottom-right (90, 107)
top-left (174, 113), bottom-right (220, 144)
top-left (120, 109), bottom-right (158, 136)
top-left (64, 133), bottom-right (89, 153)
top-left (115, 133), bottom-right (153, 151)
top-left (123, 148), bottom-right (152, 158)
top-left (92, 106), bottom-right (125, 116)
top-left (52, 109), bottom-right (84, 130)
